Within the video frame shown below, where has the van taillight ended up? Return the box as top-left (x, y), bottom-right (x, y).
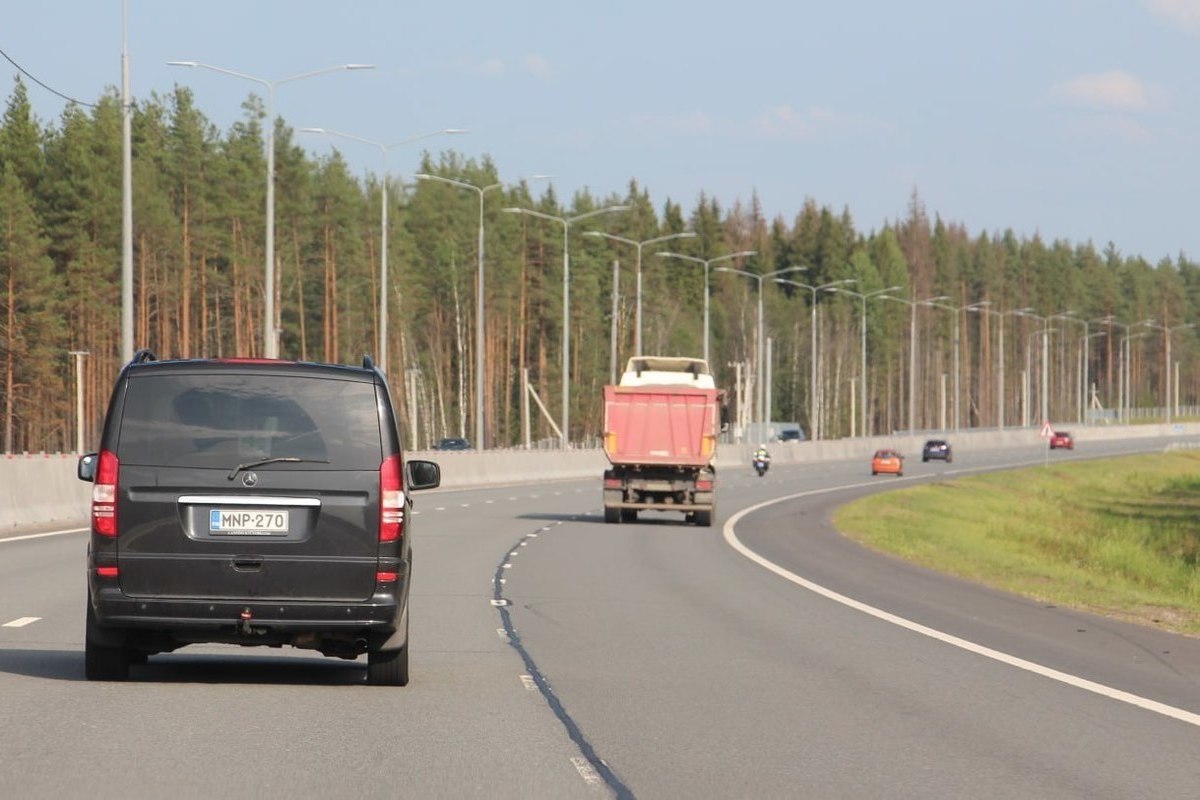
top-left (92, 449), bottom-right (119, 537)
top-left (379, 455), bottom-right (405, 542)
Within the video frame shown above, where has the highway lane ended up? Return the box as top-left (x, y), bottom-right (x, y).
top-left (497, 435), bottom-right (1200, 797)
top-left (2, 436), bottom-right (1198, 797)
top-left (0, 484), bottom-right (607, 799)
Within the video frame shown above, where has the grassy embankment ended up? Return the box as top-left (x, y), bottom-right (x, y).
top-left (833, 450), bottom-right (1200, 635)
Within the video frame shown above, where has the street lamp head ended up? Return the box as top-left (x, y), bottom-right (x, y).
top-left (344, 64), bottom-right (376, 71)
top-left (166, 60), bottom-right (198, 67)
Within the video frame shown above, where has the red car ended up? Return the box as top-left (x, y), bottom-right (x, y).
top-left (871, 449), bottom-right (904, 476)
top-left (1049, 431), bottom-right (1074, 450)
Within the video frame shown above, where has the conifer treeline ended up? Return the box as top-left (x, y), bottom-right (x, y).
top-left (0, 77), bottom-right (1195, 452)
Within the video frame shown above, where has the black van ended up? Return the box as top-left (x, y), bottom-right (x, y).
top-left (78, 351), bottom-right (440, 685)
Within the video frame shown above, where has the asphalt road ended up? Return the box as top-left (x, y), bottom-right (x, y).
top-left (2, 435), bottom-right (1198, 798)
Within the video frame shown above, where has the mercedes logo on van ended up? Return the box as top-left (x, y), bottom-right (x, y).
top-left (241, 472), bottom-right (258, 487)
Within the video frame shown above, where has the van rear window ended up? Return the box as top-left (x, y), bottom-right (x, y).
top-left (116, 373), bottom-right (383, 470)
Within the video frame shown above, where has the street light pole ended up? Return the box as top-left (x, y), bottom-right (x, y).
top-left (655, 251), bottom-right (757, 368)
top-left (1120, 331), bottom-right (1148, 423)
top-left (833, 285), bottom-right (901, 436)
top-left (1082, 330), bottom-right (1107, 424)
top-left (503, 204), bottom-right (629, 447)
top-left (776, 278), bottom-right (856, 440)
top-left (168, 61), bottom-right (374, 358)
top-left (302, 129), bottom-right (467, 373)
top-left (414, 173), bottom-right (549, 449)
top-left (68, 350), bottom-right (89, 453)
top-left (1139, 320), bottom-right (1195, 423)
top-left (714, 266), bottom-right (805, 434)
top-left (120, 1), bottom-right (133, 362)
top-left (583, 231), bottom-right (697, 355)
top-left (923, 299), bottom-right (964, 430)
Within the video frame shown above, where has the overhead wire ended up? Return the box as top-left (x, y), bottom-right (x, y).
top-left (0, 44), bottom-right (98, 109)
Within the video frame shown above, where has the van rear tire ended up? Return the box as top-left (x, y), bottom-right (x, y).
top-left (368, 645), bottom-right (409, 686)
top-left (85, 601), bottom-right (130, 681)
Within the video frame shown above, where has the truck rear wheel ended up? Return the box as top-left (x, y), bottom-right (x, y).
top-left (620, 509), bottom-right (637, 522)
top-left (694, 509), bottom-right (713, 527)
top-left (604, 506), bottom-right (620, 524)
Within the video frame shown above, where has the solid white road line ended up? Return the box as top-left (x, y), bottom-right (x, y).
top-left (723, 485), bottom-right (1200, 728)
top-left (0, 527), bottom-right (88, 544)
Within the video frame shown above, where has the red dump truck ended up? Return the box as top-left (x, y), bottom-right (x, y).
top-left (602, 357), bottom-right (724, 527)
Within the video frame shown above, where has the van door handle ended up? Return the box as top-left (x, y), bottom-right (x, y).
top-left (232, 557), bottom-right (263, 572)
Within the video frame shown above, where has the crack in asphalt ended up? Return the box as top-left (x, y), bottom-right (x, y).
top-left (492, 520), bottom-right (634, 800)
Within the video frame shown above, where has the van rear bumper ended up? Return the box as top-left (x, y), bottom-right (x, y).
top-left (89, 586), bottom-right (406, 645)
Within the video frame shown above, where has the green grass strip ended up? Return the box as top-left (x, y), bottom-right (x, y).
top-left (833, 450), bottom-right (1200, 635)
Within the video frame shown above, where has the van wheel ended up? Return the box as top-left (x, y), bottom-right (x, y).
top-left (368, 645), bottom-right (409, 686)
top-left (85, 602), bottom-right (130, 681)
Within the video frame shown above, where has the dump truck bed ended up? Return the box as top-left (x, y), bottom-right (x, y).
top-left (602, 384), bottom-right (720, 468)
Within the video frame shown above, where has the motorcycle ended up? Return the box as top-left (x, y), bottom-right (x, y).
top-left (753, 456), bottom-right (769, 477)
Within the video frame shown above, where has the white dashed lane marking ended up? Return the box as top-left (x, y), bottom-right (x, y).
top-left (3, 617), bottom-right (40, 628)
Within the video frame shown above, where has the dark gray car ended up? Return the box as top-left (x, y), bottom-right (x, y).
top-left (78, 351), bottom-right (439, 685)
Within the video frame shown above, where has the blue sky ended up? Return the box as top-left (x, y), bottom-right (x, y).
top-left (6, 1), bottom-right (1200, 262)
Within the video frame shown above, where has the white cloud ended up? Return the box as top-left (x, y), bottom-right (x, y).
top-left (521, 54), bottom-right (552, 81)
top-left (749, 104), bottom-right (881, 141)
top-left (1051, 70), bottom-right (1166, 112)
top-left (640, 112), bottom-right (716, 136)
top-left (751, 104), bottom-right (825, 140)
top-left (1144, 0), bottom-right (1200, 31)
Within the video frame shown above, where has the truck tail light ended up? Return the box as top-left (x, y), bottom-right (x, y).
top-left (379, 455), bottom-right (405, 543)
top-left (92, 449), bottom-right (119, 537)
top-left (695, 479), bottom-right (714, 491)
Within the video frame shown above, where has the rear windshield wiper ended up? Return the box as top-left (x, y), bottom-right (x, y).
top-left (227, 456), bottom-right (329, 481)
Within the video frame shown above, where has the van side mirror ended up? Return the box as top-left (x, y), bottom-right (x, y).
top-left (406, 459), bottom-right (441, 491)
top-left (78, 453), bottom-right (97, 482)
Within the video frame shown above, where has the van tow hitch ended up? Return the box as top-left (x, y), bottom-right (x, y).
top-left (237, 608), bottom-right (258, 636)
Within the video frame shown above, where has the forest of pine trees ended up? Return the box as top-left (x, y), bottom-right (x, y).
top-left (1, 76), bottom-right (1197, 453)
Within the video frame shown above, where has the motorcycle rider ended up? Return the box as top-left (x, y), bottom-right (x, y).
top-left (753, 443), bottom-right (771, 474)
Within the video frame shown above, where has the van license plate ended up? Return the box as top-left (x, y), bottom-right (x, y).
top-left (209, 509), bottom-right (289, 535)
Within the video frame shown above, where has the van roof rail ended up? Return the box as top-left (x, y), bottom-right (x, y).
top-left (131, 349), bottom-right (157, 365)
top-left (362, 354), bottom-right (376, 370)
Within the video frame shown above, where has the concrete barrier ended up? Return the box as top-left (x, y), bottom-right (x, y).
top-left (6, 422), bottom-right (1197, 531)
top-left (0, 453), bottom-right (91, 530)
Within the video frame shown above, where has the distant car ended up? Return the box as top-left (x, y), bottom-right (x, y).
top-left (871, 449), bottom-right (904, 477)
top-left (433, 437), bottom-right (473, 451)
top-left (922, 439), bottom-right (952, 463)
top-left (1049, 431), bottom-right (1074, 450)
top-left (777, 429), bottom-right (805, 443)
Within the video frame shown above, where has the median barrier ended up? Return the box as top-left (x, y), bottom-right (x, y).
top-left (4, 423), bottom-right (1198, 530)
top-left (0, 453), bottom-right (90, 530)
